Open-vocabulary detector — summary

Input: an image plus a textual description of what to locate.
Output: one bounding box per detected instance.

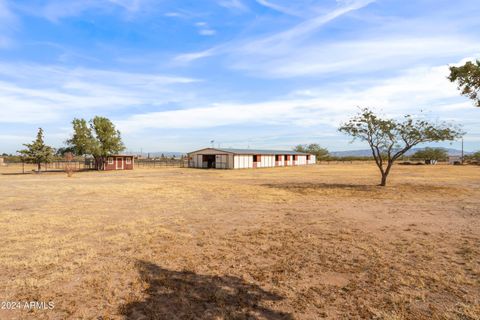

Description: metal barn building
[187,148,316,169]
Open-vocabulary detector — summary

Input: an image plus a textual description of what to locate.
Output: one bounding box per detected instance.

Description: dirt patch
[263,182,469,200]
[0,164,478,319]
[317,272,351,287]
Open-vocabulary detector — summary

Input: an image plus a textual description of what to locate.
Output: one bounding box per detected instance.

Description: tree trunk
[379,162,393,187]
[380,173,388,186]
[37,162,41,173]
[94,156,103,170]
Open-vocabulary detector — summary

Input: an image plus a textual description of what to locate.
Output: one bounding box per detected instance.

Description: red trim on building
[104,155,135,171]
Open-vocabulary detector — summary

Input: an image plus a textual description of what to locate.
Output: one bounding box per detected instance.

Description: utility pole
[461,138,464,164]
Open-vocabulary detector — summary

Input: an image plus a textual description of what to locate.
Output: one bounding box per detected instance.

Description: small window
[306,155,310,161]
[253,155,258,162]
[275,155,280,161]
[284,155,288,161]
[126,157,132,164]
[292,155,297,161]
[108,157,114,164]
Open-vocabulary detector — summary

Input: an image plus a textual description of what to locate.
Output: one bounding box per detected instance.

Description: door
[116,157,124,170]
[202,155,216,168]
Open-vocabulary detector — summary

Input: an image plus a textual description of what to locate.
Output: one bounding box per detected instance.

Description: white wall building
[187,148,316,169]
[448,155,462,165]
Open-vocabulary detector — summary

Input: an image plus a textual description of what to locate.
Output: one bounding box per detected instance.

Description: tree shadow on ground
[263,182,376,192]
[1,172,33,175]
[1,169,93,175]
[120,260,293,320]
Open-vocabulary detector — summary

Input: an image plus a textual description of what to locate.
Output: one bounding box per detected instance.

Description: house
[187,148,316,169]
[104,155,135,170]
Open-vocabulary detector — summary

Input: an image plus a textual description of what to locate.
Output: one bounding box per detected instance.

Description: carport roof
[188,148,309,155]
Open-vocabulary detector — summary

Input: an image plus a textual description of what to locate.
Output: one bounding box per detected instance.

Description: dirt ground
[0,164,479,319]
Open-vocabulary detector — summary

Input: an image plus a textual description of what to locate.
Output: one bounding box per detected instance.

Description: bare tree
[64,152,76,177]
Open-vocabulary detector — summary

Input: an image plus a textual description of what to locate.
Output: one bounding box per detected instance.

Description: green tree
[68,118,97,157]
[18,128,55,172]
[469,151,480,161]
[293,143,329,160]
[448,60,480,107]
[67,116,125,170]
[56,146,75,157]
[412,147,448,162]
[339,108,463,186]
[91,116,125,166]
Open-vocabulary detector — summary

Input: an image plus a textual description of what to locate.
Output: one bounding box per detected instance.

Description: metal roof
[188,148,309,155]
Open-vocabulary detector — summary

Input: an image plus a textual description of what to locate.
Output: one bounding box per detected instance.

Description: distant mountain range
[137,151,184,158]
[330,148,472,157]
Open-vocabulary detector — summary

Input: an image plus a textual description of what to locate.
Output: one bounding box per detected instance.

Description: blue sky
[0,0,479,153]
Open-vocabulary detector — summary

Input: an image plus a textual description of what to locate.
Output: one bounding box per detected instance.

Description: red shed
[104,155,135,171]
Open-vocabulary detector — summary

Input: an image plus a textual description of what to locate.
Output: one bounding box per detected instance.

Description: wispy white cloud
[40,1,97,21]
[162,8,205,20]
[247,0,374,47]
[199,29,217,36]
[230,36,480,77]
[0,36,10,48]
[0,0,17,25]
[216,0,249,12]
[255,0,304,17]
[0,63,199,124]
[117,64,475,133]
[195,21,217,36]
[18,0,151,22]
[0,134,32,142]
[0,0,18,47]
[174,0,480,81]
[1,0,479,153]
[0,62,198,86]
[256,0,370,18]
[164,12,183,18]
[174,0,375,65]
[1,61,477,152]
[5,61,468,131]
[107,0,145,12]
[174,47,220,64]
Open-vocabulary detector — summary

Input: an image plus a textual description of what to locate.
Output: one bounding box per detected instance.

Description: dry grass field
[0,164,479,319]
